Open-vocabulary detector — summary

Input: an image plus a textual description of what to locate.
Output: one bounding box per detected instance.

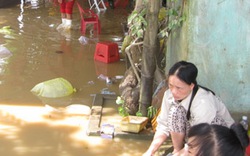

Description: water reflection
[0,1,154,156]
[0,46,12,80]
[17,0,24,32]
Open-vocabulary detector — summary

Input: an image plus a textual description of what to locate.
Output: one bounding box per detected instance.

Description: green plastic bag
[31,78,76,98]
[0,26,13,35]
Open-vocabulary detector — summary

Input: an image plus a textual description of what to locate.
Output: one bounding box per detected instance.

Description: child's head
[187,123,249,156]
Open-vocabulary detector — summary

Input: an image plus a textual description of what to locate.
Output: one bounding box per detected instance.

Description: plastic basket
[120,116,148,133]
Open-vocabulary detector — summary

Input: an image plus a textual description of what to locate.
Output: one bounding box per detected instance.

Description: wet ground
[0,1,158,156]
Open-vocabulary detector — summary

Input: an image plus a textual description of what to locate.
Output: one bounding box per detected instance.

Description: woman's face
[168,75,194,101]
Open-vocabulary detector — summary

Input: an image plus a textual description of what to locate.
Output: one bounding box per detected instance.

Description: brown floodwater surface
[0,1,155,156]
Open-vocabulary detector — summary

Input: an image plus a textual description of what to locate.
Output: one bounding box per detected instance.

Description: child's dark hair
[188,123,249,156]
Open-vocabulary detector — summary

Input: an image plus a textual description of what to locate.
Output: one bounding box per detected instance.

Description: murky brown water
[0,1,154,156]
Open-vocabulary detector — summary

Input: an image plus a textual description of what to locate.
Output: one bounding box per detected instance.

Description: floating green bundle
[31,78,76,98]
[0,26,13,35]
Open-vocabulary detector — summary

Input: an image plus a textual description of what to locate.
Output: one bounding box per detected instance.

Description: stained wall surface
[165,0,250,113]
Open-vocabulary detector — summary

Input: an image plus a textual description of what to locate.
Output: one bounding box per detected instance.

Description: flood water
[0,1,155,156]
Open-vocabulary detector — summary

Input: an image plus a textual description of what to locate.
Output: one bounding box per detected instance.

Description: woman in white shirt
[143,61,235,156]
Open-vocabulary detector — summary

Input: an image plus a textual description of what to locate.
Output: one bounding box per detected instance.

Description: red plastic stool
[94,42,120,63]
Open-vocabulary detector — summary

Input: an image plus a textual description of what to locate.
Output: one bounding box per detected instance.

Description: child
[57,0,76,31]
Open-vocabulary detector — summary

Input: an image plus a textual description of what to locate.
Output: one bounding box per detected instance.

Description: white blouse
[156,87,235,136]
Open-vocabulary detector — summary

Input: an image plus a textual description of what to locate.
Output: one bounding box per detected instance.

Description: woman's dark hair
[187,123,249,156]
[168,61,198,85]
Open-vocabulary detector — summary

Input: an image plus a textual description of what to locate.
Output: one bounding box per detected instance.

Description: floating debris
[0,46,12,59]
[100,124,115,139]
[97,74,107,80]
[4,35,15,39]
[0,26,14,35]
[106,77,112,85]
[31,77,76,98]
[88,81,95,85]
[98,74,121,85]
[101,88,116,95]
[55,50,63,54]
[49,24,54,28]
[78,36,89,45]
[115,75,124,80]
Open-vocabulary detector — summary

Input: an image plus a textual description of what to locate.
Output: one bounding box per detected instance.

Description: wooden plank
[86,94,154,139]
[86,94,103,136]
[102,94,117,100]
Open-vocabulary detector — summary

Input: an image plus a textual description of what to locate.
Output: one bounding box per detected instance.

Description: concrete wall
[165,0,250,113]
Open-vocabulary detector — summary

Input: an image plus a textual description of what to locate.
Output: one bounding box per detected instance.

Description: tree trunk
[139,0,160,116]
[134,0,144,11]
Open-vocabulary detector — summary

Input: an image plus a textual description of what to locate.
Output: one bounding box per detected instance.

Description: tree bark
[140,0,160,116]
[134,0,144,11]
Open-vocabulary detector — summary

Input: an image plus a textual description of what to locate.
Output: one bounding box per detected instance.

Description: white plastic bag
[0,46,12,59]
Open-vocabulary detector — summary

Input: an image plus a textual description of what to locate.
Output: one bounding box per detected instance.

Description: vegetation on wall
[118,0,186,118]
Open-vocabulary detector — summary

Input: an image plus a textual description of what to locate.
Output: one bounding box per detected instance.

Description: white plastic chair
[88,0,107,12]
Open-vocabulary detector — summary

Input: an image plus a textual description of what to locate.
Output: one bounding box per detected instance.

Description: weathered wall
[165,0,250,113]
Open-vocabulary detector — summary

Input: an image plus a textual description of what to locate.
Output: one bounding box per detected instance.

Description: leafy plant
[158,6,186,39]
[116,96,145,117]
[121,0,186,118]
[116,96,157,119]
[136,111,142,117]
[147,106,157,119]
[116,96,129,117]
[127,8,147,39]
[136,106,157,119]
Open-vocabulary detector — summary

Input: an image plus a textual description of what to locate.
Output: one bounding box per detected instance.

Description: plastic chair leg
[93,23,100,34]
[81,23,87,34]
[98,22,101,34]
